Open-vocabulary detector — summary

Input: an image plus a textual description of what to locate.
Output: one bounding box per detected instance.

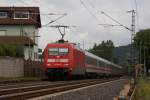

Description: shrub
[0,44,24,57]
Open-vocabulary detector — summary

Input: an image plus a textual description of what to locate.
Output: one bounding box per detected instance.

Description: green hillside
[113,44,139,66]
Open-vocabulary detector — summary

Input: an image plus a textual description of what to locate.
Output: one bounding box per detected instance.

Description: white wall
[0,57,24,77]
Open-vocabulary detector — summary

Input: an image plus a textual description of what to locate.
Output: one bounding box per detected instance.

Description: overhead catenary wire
[84,0,123,28]
[42,14,67,27]
[30,0,68,26]
[100,11,132,31]
[19,0,59,14]
[31,0,60,13]
[84,0,135,30]
[86,0,97,11]
[9,11,67,16]
[16,0,67,27]
[98,24,122,27]
[80,0,115,30]
[31,0,75,33]
[18,0,60,18]
[85,0,107,24]
[28,13,67,16]
[79,0,101,22]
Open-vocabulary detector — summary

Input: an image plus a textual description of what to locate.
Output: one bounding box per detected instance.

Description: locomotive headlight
[47,59,55,62]
[47,63,51,66]
[60,59,68,62]
[64,64,69,66]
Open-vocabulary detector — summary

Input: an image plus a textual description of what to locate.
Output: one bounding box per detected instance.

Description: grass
[133,77,150,100]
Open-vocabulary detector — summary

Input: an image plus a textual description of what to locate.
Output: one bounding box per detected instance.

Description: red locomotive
[43,42,123,79]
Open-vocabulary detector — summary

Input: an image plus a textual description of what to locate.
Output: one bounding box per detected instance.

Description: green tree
[4,44,17,57]
[89,40,114,61]
[134,29,150,76]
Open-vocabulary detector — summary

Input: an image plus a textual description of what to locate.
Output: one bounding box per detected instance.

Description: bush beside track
[132,77,150,100]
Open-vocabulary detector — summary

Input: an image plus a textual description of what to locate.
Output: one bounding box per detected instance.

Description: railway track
[0,81,64,89]
[0,78,121,100]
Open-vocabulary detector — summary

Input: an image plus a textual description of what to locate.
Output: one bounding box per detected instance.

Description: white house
[0,7,41,60]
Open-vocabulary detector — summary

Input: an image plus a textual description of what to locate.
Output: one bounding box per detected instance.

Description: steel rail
[0,79,100,96]
[0,81,53,89]
[0,78,120,100]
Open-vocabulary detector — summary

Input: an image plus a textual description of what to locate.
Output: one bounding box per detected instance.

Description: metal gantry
[127,10,136,66]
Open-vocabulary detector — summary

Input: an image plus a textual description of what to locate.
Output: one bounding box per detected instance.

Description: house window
[0,30,6,36]
[14,11,29,19]
[0,12,7,18]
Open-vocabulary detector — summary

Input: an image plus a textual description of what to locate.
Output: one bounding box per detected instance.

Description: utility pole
[127,10,136,66]
[127,10,138,83]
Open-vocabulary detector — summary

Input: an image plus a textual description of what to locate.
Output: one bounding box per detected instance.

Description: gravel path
[31,79,129,100]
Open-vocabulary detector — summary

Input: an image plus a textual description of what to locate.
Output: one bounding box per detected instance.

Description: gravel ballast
[30,79,129,100]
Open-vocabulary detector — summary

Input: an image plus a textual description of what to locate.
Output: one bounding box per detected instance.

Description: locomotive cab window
[48,48,68,55]
[59,48,68,55]
[48,48,58,55]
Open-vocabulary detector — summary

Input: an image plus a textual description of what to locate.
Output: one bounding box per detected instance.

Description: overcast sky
[0,0,150,49]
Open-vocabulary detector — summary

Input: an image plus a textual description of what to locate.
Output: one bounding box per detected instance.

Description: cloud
[0,0,150,49]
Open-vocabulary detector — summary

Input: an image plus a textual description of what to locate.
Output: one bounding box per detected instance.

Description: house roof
[0,7,41,27]
[0,36,36,45]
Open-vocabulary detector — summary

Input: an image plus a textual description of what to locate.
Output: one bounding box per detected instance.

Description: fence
[24,60,45,77]
[0,57,45,77]
[0,57,24,77]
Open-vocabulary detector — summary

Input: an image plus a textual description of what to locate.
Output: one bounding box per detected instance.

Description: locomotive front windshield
[48,48,68,55]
